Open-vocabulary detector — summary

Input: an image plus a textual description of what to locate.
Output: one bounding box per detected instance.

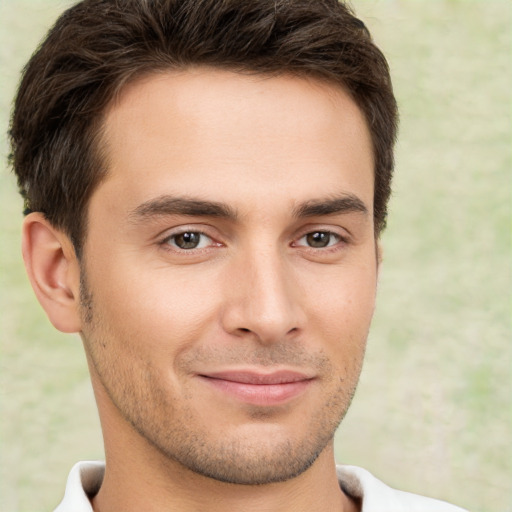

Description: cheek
[303,261,377,325]
[301,262,376,362]
[87,260,221,357]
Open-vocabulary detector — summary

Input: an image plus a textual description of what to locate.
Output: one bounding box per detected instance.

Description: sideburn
[79,266,94,325]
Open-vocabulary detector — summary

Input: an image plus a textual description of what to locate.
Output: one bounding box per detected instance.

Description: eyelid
[293,231,342,248]
[157,223,216,239]
[165,232,213,249]
[158,224,223,252]
[292,224,351,243]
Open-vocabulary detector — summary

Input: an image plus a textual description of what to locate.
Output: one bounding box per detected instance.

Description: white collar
[54,461,467,512]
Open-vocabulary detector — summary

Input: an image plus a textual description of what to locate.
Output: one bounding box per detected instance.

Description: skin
[22,68,378,512]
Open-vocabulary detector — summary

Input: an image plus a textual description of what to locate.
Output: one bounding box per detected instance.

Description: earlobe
[377,242,383,266]
[22,213,82,333]
[375,241,383,282]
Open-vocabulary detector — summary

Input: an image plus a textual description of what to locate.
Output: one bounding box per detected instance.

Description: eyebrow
[129,196,238,222]
[129,193,368,224]
[293,194,368,218]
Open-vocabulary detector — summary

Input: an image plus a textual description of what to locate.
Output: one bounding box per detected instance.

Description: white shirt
[54,461,468,512]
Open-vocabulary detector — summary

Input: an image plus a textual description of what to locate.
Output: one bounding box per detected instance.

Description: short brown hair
[9,0,398,256]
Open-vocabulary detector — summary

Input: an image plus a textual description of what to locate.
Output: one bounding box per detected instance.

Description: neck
[89,367,359,512]
[92,441,358,512]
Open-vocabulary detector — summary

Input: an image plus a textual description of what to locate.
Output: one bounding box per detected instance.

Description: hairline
[76,64,380,259]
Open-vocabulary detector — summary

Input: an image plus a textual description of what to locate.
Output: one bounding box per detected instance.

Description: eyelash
[160,229,218,252]
[293,231,346,250]
[158,228,349,254]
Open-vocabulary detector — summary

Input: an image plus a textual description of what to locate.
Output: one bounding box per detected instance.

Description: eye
[296,231,342,248]
[164,231,213,250]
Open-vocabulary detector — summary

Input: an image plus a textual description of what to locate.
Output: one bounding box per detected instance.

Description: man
[9,0,468,510]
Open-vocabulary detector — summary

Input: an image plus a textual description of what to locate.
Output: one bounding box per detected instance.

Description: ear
[375,240,383,279]
[376,241,383,266]
[22,213,82,333]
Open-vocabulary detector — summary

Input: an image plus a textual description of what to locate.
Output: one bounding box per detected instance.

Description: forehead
[96,68,374,217]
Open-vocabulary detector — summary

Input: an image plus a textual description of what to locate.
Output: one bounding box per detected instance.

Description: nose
[221,247,305,344]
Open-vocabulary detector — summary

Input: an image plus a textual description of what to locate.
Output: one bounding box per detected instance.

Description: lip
[197,370,315,406]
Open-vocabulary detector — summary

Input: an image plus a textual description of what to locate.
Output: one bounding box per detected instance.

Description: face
[80,68,377,484]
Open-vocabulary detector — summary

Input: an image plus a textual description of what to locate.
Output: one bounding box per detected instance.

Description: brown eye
[305,231,335,248]
[168,232,209,250]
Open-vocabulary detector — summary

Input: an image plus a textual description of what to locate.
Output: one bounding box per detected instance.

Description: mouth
[197,370,315,406]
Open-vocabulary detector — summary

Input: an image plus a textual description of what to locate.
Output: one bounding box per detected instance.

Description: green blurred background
[1,1,510,511]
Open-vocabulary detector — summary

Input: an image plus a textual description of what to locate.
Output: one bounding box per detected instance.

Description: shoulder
[336,465,469,512]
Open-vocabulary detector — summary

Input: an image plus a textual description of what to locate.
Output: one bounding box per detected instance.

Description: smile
[197,370,315,406]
